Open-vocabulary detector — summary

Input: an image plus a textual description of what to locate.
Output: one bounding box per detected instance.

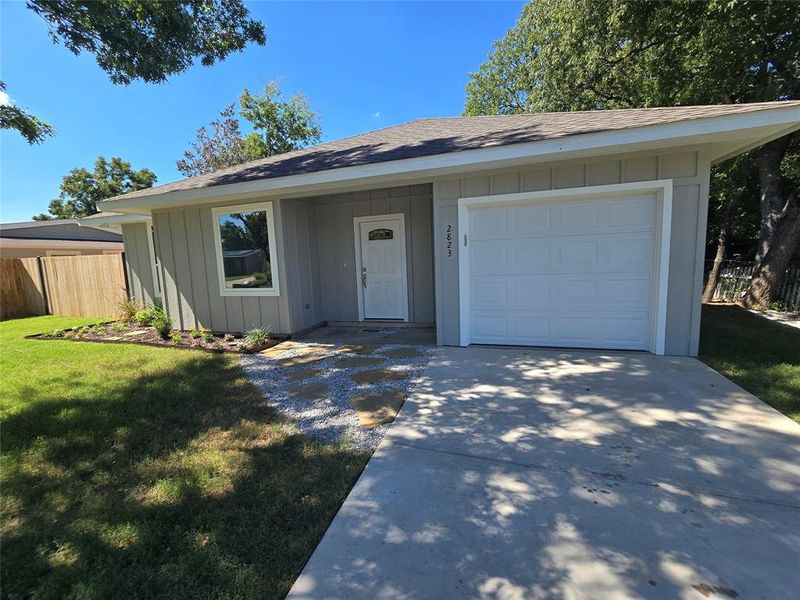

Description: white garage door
[466,194,657,350]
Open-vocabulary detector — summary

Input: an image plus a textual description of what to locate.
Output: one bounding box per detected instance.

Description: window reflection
[217,210,272,289]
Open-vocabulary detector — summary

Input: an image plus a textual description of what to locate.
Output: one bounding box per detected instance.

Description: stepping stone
[337,343,381,355]
[286,382,329,402]
[350,369,408,385]
[349,390,407,428]
[380,347,424,359]
[285,367,322,381]
[335,356,385,368]
[122,329,149,337]
[275,353,329,368]
[260,341,328,358]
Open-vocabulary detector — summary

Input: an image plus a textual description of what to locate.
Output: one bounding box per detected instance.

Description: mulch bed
[28,321,287,354]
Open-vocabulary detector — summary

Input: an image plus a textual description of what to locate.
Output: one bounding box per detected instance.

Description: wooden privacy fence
[710,260,800,311]
[0,254,128,319]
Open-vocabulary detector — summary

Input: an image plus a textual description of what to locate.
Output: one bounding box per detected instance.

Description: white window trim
[457,179,673,355]
[353,213,410,322]
[211,201,280,297]
[144,219,163,298]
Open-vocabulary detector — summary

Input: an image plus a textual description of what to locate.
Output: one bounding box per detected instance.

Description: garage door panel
[470,208,507,240]
[510,241,549,274]
[600,317,649,344]
[471,241,507,274]
[468,193,656,351]
[597,236,653,269]
[512,205,551,236]
[602,196,653,229]
[557,202,599,230]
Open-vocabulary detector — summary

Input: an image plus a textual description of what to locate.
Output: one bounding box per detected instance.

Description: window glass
[368,228,393,241]
[216,209,273,289]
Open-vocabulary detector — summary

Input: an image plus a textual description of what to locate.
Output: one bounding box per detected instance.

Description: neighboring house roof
[223,249,262,258]
[0,219,122,242]
[100,101,800,211]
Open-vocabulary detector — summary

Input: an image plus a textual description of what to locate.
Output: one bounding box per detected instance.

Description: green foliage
[48,329,65,337]
[133,305,162,327]
[200,328,214,343]
[465,0,800,115]
[32,156,157,220]
[169,331,183,345]
[118,297,142,322]
[177,81,321,177]
[239,82,322,158]
[27,0,265,86]
[111,322,129,332]
[189,329,200,339]
[151,311,173,339]
[244,326,272,348]
[0,81,54,144]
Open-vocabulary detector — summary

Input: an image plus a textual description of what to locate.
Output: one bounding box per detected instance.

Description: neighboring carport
[288,347,800,599]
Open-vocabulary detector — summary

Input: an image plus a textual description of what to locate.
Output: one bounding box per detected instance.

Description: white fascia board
[101,104,800,213]
[78,213,151,226]
[0,238,123,250]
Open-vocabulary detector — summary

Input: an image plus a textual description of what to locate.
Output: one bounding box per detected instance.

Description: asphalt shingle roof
[107,102,798,202]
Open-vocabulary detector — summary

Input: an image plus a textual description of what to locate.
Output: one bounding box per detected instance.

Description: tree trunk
[740,203,800,309]
[702,196,736,303]
[741,135,799,309]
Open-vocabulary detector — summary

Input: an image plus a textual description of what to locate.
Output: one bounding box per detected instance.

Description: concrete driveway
[288,347,800,600]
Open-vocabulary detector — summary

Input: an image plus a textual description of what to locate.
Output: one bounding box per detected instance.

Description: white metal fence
[709,260,800,311]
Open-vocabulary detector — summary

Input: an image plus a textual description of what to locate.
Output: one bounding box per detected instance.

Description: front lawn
[0,316,367,600]
[700,304,800,423]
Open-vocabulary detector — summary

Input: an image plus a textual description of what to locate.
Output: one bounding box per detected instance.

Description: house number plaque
[446,224,454,257]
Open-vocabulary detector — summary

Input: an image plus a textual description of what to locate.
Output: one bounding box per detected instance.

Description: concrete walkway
[288,347,800,600]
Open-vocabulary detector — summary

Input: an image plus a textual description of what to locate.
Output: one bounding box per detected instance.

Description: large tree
[465,0,800,309]
[33,156,157,220]
[5,0,265,144]
[177,82,322,176]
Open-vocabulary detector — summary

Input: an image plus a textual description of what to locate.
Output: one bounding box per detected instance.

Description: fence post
[121,251,131,299]
[36,256,51,315]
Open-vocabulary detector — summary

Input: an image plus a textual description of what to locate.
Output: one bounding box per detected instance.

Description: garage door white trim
[457,180,673,354]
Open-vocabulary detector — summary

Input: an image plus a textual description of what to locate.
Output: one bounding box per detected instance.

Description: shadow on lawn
[1,353,368,600]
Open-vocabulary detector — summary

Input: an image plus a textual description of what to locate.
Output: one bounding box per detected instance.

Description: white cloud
[372,111,381,118]
[0,90,10,106]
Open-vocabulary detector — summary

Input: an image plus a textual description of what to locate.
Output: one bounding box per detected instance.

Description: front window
[212,202,279,296]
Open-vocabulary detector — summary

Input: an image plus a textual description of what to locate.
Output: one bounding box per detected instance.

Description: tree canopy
[0,82,55,144]
[33,156,157,220]
[465,0,800,308]
[6,0,265,144]
[177,82,322,177]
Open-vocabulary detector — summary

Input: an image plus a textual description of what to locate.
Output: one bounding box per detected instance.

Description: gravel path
[241,343,432,452]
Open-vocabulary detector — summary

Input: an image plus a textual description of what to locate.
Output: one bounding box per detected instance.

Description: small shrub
[49,329,65,337]
[189,329,200,339]
[133,304,165,327]
[169,331,183,345]
[111,322,128,332]
[151,311,173,339]
[201,328,214,343]
[118,297,141,321]
[244,326,271,348]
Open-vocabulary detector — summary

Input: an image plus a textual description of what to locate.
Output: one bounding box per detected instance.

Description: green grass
[700,304,800,423]
[0,316,368,600]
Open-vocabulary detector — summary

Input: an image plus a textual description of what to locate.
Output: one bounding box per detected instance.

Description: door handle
[362,267,367,288]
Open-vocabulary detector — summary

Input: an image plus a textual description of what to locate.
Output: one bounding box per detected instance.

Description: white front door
[356,215,408,320]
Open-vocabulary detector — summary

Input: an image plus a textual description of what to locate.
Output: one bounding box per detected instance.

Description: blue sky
[0,1,524,222]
